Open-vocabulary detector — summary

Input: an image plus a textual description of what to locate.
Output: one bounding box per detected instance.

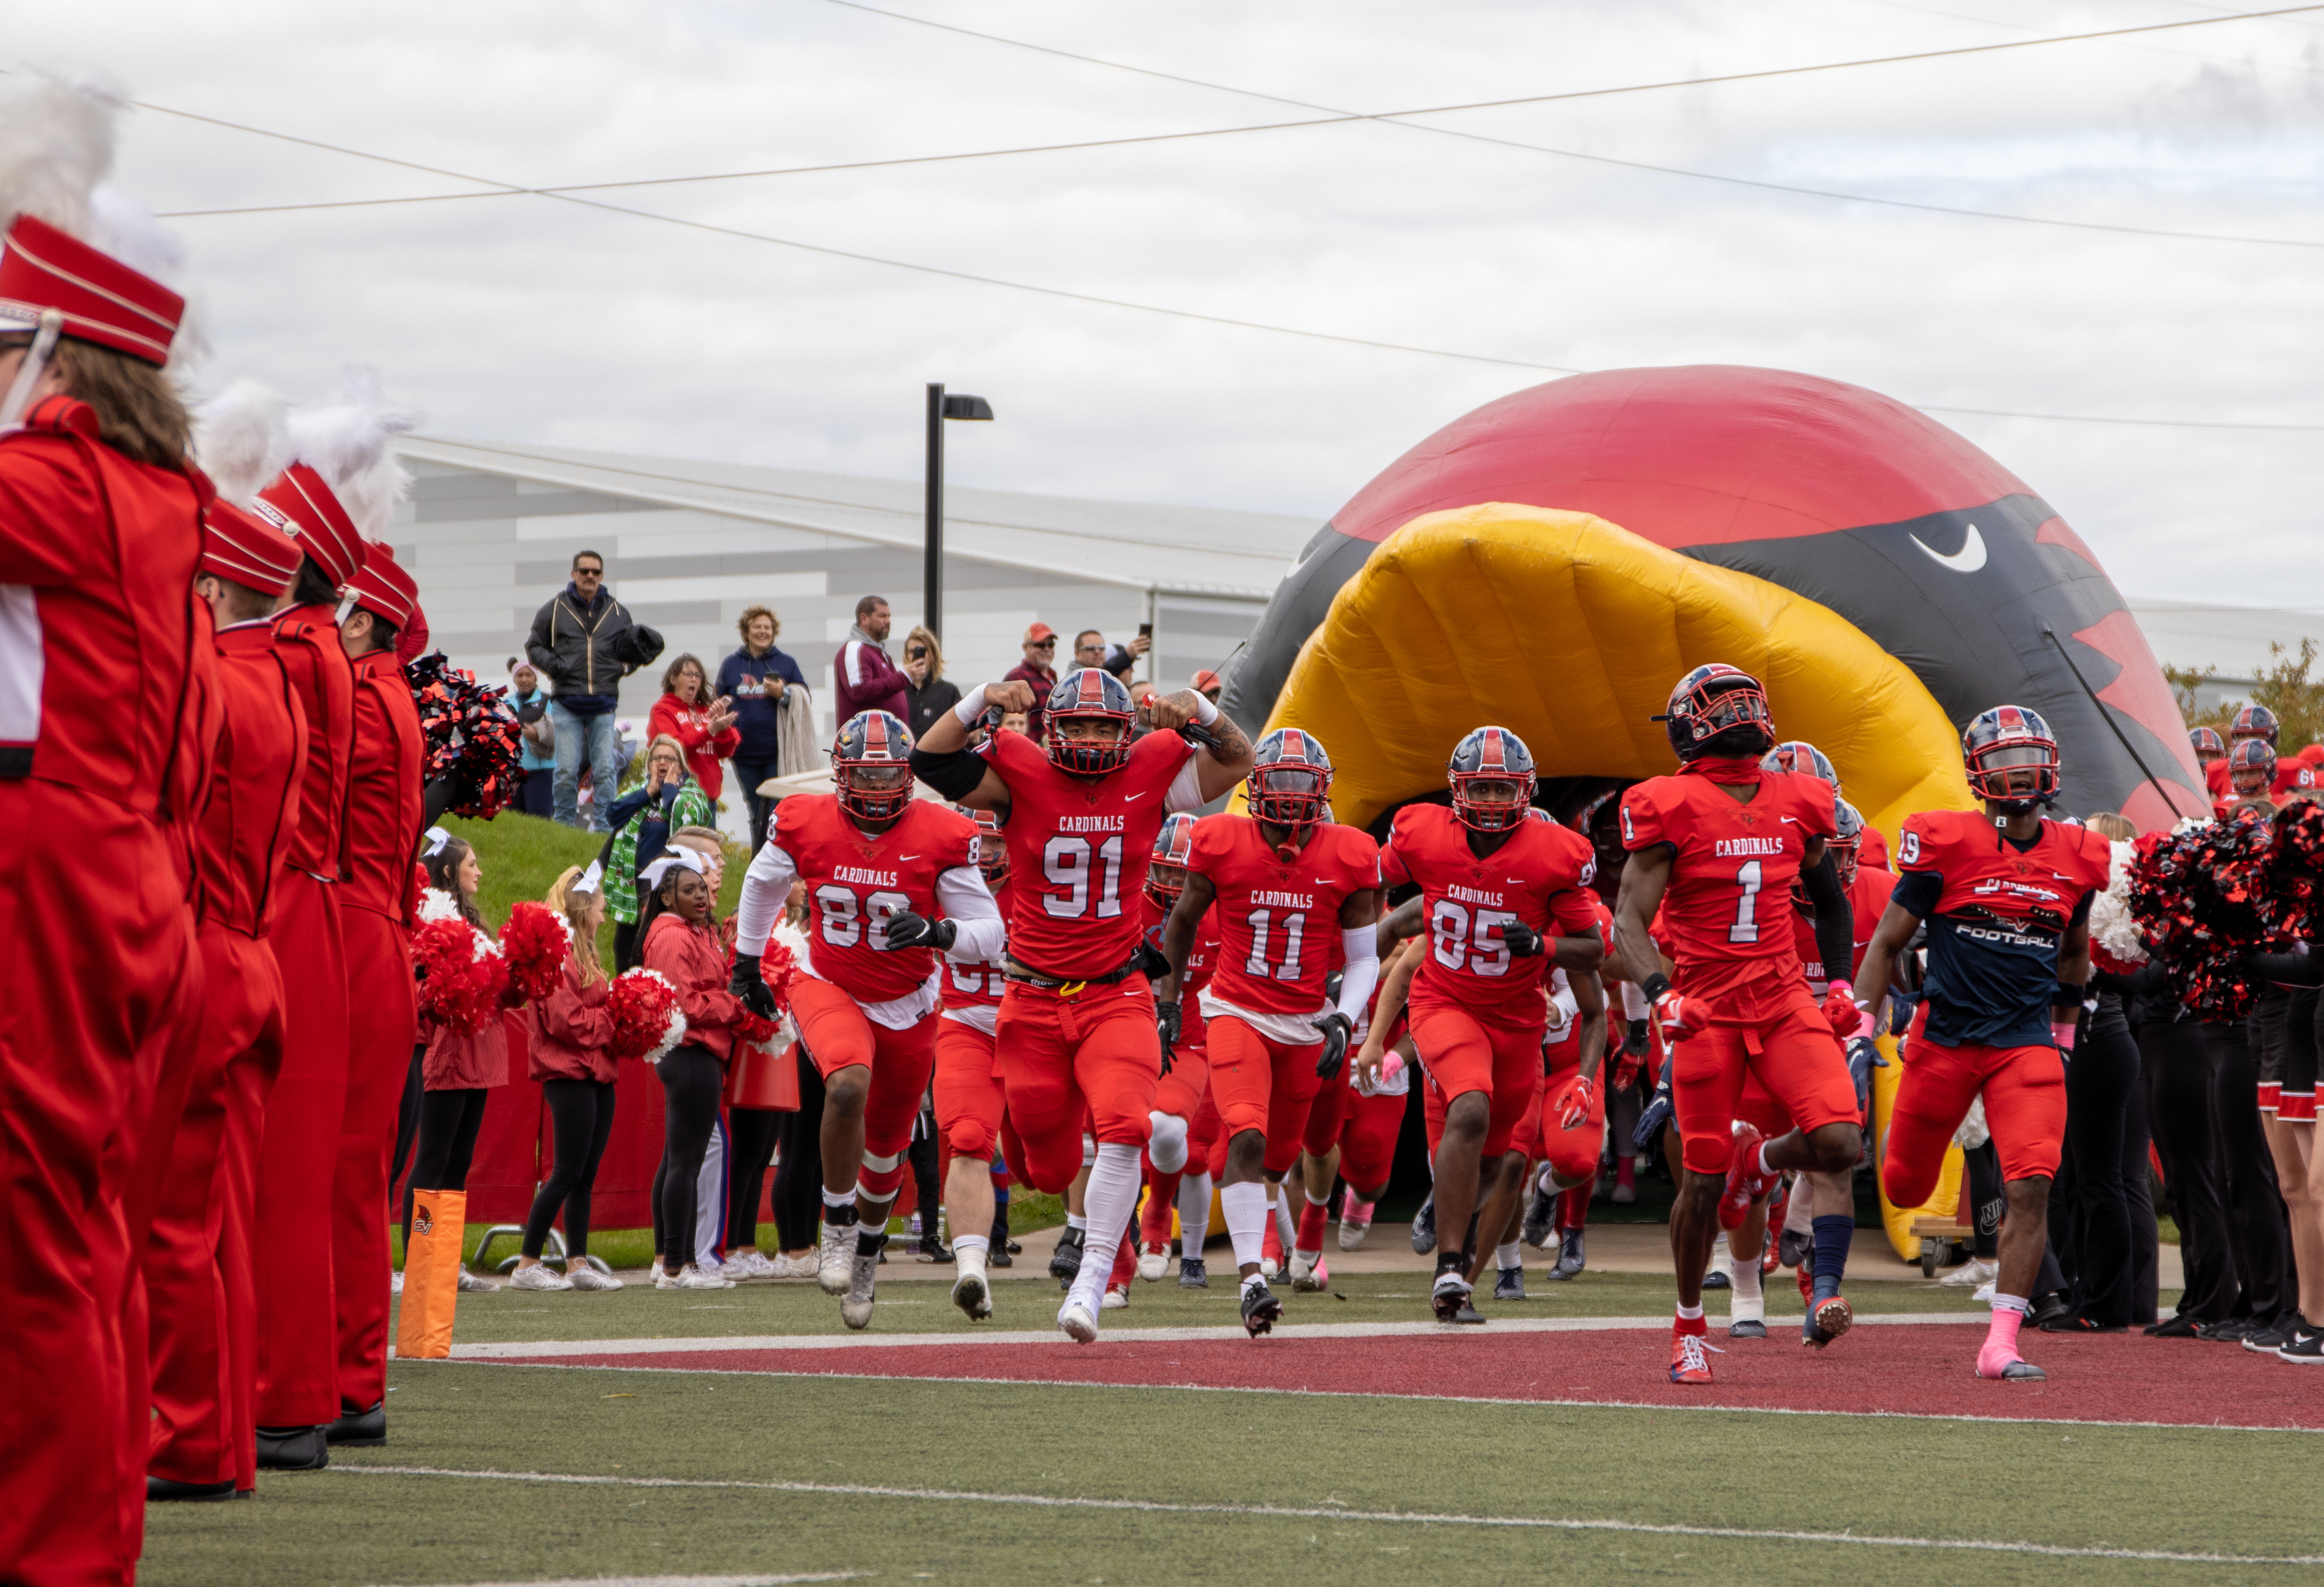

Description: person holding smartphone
[901,625,962,743]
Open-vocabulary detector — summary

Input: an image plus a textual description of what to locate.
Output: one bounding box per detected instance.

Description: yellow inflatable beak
[1263,504,1979,842]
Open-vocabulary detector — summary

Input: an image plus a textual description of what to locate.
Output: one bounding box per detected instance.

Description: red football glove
[1612,1051,1643,1092]
[1550,1074,1597,1131]
[1821,985,1870,1039]
[1653,990,1710,1043]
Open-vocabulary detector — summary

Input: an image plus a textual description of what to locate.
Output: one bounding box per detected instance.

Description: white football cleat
[1058,1296,1100,1343]
[1288,1247,1325,1291]
[817,1222,853,1294]
[841,1248,879,1330]
[1136,1243,1169,1283]
[1337,1199,1375,1252]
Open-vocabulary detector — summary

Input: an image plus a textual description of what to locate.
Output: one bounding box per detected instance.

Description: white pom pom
[417,888,463,925]
[193,380,291,505]
[2089,838,2149,965]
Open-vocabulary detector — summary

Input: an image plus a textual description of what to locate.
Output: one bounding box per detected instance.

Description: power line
[150,3,2324,250]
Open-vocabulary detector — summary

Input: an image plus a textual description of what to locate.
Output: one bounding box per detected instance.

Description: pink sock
[1296,1194,1328,1254]
[1977,1307,2025,1378]
[1615,1156,1635,1188]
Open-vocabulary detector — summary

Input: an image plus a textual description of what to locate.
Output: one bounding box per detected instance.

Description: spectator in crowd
[602,735,715,972]
[1191,668,1224,705]
[834,594,908,725]
[506,659,556,818]
[718,605,808,854]
[901,625,961,743]
[526,549,663,832]
[647,653,741,803]
[1073,627,1149,683]
[999,709,1031,739]
[1003,622,1059,739]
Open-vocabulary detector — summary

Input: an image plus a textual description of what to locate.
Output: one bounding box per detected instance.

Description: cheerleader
[639,849,750,1288]
[404,834,523,1292]
[510,863,625,1292]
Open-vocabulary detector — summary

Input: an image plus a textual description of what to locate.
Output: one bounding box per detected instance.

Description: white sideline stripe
[331,1466,2324,1566]
[387,1576,862,1587]
[453,1359,2324,1435]
[443,1311,1980,1358]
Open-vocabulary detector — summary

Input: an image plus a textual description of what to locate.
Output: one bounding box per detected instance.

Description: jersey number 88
[816,883,911,949]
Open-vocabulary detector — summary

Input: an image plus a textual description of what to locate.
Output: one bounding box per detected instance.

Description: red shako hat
[0,213,183,365]
[345,540,419,628]
[254,462,365,587]
[199,500,300,594]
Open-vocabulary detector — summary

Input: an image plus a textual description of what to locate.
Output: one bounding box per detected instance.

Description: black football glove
[1135,942,1173,982]
[728,953,777,1020]
[1633,1076,1674,1153]
[1501,920,1545,959]
[883,911,956,952]
[1314,1012,1355,1080]
[1623,1017,1650,1057]
[1155,999,1182,1075]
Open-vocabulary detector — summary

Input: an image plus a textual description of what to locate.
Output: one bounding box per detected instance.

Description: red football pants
[934,1013,1005,1165]
[148,926,284,1488]
[333,904,414,1417]
[792,976,939,1201]
[1671,988,1857,1175]
[253,870,348,1428]
[0,784,202,1587]
[1410,997,1546,1158]
[1534,1032,1606,1189]
[1206,1015,1324,1176]
[1154,1034,1212,1126]
[994,976,1161,1194]
[1885,1010,2064,1205]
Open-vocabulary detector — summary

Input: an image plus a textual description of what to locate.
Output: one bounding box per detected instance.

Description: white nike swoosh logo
[1124,793,1146,802]
[1779,817,1799,825]
[1908,523,1986,573]
[899,855,921,861]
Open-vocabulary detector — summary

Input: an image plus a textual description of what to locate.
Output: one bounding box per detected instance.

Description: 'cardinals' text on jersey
[1191,814,1379,1018]
[1620,767,1837,1015]
[1379,803,1598,1027]
[979,726,1199,978]
[1894,812,2111,1049]
[774,795,982,1003]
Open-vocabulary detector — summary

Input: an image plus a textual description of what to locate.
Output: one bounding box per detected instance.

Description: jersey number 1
[1727,859,1763,944]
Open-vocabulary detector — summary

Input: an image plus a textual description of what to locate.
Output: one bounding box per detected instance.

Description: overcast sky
[24,0,2324,606]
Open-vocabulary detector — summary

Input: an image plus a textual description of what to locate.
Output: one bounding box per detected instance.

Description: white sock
[1270,1188,1296,1250]
[1676,1302,1705,1324]
[1221,1181,1270,1270]
[1732,1289,1765,1324]
[1178,1172,1212,1257]
[821,1186,854,1212]
[953,1236,988,1276]
[1535,1162,1555,1196]
[1494,1240,1521,1270]
[1066,1213,1087,1233]
[1731,1247,1763,1305]
[1068,1142,1142,1310]
[1710,1231,1731,1273]
[1147,1111,1189,1174]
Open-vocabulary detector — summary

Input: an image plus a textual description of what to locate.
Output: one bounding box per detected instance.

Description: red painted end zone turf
[503,1329,2324,1429]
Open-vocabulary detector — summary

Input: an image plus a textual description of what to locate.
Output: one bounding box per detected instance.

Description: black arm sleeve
[910,745,989,801]
[2251,948,2324,987]
[1802,849,1855,990]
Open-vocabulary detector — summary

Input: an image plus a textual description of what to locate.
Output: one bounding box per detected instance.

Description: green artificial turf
[441,809,748,947]
[141,1364,2316,1587]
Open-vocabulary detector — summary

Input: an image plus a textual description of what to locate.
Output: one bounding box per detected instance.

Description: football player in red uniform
[1136,814,1225,1286]
[1369,728,1606,1323]
[930,807,1015,1320]
[1154,730,1381,1335]
[1613,666,1863,1384]
[1850,706,2110,1381]
[909,668,1253,1341]
[731,711,1004,1331]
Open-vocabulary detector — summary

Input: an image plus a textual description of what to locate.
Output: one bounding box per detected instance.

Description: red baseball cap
[1024,622,1056,643]
[1191,669,1222,695]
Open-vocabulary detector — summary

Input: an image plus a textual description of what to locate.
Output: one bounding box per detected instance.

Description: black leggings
[726,1107,783,1251]
[402,1086,491,1244]
[523,1079,617,1259]
[387,1043,426,1196]
[656,1046,725,1268]
[772,1044,829,1251]
[2146,1018,2237,1322]
[1962,1138,2003,1260]
[2205,1021,2295,1325]
[2063,1018,2142,1326]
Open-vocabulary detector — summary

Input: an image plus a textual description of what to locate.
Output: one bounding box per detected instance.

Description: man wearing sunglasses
[1003,623,1061,741]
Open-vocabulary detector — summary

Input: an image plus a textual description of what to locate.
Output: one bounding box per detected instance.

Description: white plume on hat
[193,379,292,506]
[0,70,202,362]
[284,368,425,540]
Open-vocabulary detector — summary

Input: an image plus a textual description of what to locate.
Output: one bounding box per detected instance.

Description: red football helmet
[832,710,914,823]
[1146,811,1198,907]
[1448,725,1537,832]
[1044,667,1137,775]
[1247,728,1333,831]
[2232,703,2280,746]
[1963,705,2059,809]
[2229,736,2277,794]
[2190,725,2227,762]
[1829,799,1865,889]
[967,807,1008,885]
[1659,664,1775,762]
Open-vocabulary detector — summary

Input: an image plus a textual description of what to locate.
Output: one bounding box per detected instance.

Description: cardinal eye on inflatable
[1221,365,2208,843]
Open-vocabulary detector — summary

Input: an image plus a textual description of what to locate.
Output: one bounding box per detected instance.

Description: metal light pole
[923,382,993,641]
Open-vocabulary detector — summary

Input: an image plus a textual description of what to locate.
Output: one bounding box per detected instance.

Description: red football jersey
[1895,811,2113,926]
[1142,891,1221,1047]
[1620,768,1837,1010]
[1191,814,1380,1017]
[1379,803,1599,1025]
[942,878,1012,1013]
[980,725,1197,978]
[774,794,982,1003]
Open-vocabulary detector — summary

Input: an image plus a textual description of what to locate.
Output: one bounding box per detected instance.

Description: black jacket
[525,584,663,713]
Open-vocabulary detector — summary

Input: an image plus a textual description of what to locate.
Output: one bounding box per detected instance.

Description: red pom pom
[608,968,687,1063]
[499,901,569,1002]
[759,937,798,1012]
[412,915,510,1036]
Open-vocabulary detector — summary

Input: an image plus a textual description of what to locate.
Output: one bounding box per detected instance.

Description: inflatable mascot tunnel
[1222,364,2210,847]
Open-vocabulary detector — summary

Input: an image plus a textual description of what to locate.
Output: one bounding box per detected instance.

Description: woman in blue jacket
[715,604,807,854]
